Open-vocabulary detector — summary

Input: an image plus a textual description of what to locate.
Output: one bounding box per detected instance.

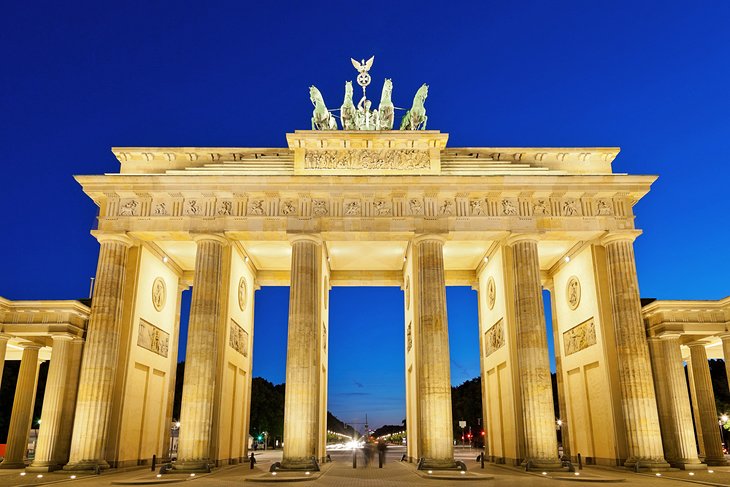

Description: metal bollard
[379,451,384,468]
[151,454,156,471]
[481,452,485,469]
[577,453,583,470]
[352,450,357,468]
[250,452,256,469]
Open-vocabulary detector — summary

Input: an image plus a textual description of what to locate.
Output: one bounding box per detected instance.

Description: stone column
[0,343,42,469]
[28,335,76,472]
[547,281,571,460]
[413,235,455,469]
[0,334,10,391]
[688,342,727,465]
[175,235,228,471]
[65,234,133,471]
[282,235,322,470]
[508,236,560,468]
[602,233,668,469]
[721,335,730,397]
[647,335,703,469]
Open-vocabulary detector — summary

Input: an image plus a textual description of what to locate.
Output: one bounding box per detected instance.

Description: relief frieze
[485,319,504,357]
[229,319,249,357]
[563,318,597,356]
[137,319,170,358]
[304,149,430,170]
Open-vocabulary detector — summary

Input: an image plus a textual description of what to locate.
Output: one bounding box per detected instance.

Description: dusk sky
[1,1,729,428]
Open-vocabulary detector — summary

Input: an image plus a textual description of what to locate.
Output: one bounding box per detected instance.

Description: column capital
[288,233,322,245]
[19,341,42,351]
[505,232,541,246]
[719,333,730,342]
[92,232,134,247]
[0,333,11,342]
[653,332,683,341]
[49,333,75,343]
[686,340,710,350]
[600,230,642,246]
[191,233,229,246]
[412,233,446,245]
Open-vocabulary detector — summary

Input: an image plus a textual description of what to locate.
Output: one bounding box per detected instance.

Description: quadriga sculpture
[340,81,357,130]
[376,78,394,130]
[400,83,428,130]
[309,86,337,131]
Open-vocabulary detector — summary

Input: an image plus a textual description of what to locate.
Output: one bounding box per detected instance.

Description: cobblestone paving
[3,449,730,486]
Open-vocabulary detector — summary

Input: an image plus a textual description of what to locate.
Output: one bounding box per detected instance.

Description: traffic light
[257,435,263,441]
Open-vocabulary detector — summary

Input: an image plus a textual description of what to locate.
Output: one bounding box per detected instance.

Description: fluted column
[721,335,730,398]
[282,235,322,470]
[688,342,727,465]
[0,343,42,468]
[547,281,570,460]
[0,334,9,391]
[509,236,560,468]
[28,335,76,472]
[175,234,228,471]
[65,234,133,471]
[647,335,703,469]
[602,233,668,469]
[413,235,455,469]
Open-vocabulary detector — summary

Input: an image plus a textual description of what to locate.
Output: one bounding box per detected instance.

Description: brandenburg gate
[2,61,728,474]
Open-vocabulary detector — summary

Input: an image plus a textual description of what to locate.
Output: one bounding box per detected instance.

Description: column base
[671,461,707,470]
[0,460,27,469]
[26,461,62,472]
[417,458,460,470]
[170,460,212,473]
[63,459,110,471]
[623,457,671,471]
[522,458,563,471]
[278,457,320,471]
[703,457,728,467]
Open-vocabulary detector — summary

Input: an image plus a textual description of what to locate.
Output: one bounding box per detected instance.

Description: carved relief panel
[229,319,249,357]
[563,318,596,356]
[137,319,170,358]
[484,319,504,357]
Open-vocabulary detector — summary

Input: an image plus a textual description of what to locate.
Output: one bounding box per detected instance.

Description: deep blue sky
[1,1,729,428]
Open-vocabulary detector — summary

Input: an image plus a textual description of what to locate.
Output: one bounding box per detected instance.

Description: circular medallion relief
[152,277,166,312]
[405,276,411,310]
[238,277,248,311]
[487,277,496,310]
[566,276,581,310]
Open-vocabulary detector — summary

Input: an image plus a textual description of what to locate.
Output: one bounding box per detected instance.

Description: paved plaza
[2,448,730,487]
